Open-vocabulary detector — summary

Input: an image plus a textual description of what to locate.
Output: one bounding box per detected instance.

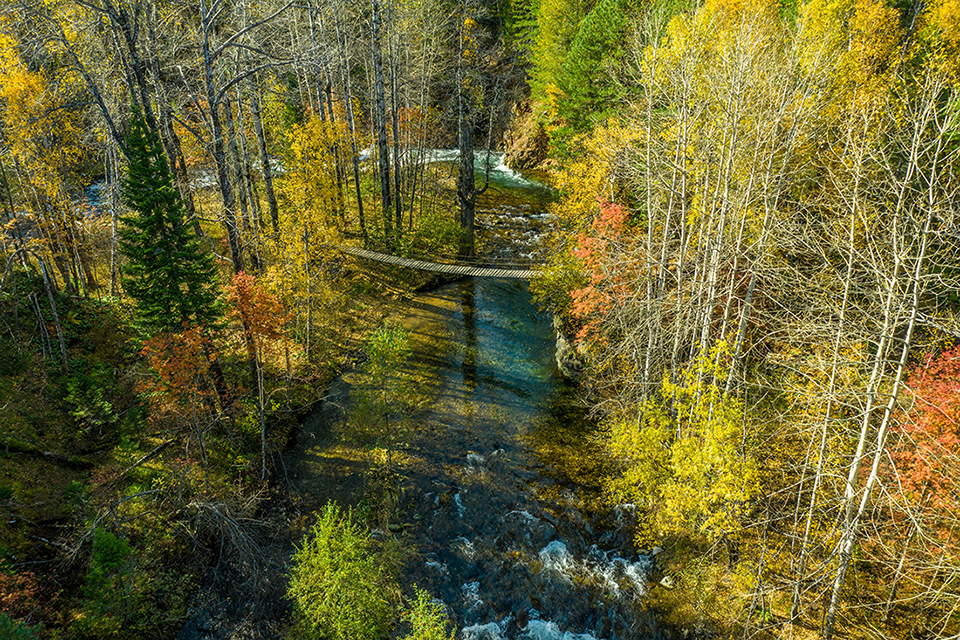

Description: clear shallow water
[290,160,663,639]
[393,277,661,639]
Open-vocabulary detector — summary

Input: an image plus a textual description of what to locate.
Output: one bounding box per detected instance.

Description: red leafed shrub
[0,565,39,618]
[139,325,223,429]
[569,200,631,343]
[890,345,960,534]
[225,272,287,346]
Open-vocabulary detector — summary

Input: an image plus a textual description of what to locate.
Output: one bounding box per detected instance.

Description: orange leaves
[876,345,960,568]
[136,273,286,431]
[226,270,288,388]
[225,271,287,347]
[141,327,213,397]
[569,200,632,342]
[140,327,214,407]
[138,325,223,429]
[0,562,39,620]
[396,106,438,143]
[891,346,960,513]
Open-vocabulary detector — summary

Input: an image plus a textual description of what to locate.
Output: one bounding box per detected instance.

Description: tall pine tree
[555,0,629,134]
[120,111,220,333]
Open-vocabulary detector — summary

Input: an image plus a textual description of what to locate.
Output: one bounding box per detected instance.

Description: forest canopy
[0,0,958,637]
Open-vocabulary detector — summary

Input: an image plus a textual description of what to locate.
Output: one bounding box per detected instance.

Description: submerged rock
[554,316,585,381]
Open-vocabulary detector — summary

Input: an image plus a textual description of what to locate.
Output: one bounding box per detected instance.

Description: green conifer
[119,111,220,333]
[555,0,629,133]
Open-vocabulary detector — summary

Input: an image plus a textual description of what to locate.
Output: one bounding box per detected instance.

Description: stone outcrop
[502,99,549,171]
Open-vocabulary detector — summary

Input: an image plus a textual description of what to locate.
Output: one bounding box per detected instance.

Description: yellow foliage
[261,77,291,141]
[552,121,642,227]
[921,0,960,80]
[278,114,345,236]
[658,0,779,77]
[799,0,901,94]
[0,29,85,260]
[927,0,960,50]
[605,341,760,545]
[851,0,899,63]
[704,0,776,15]
[0,34,83,195]
[260,116,347,362]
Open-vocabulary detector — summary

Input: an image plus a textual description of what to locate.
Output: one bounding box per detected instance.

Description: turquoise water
[394,276,661,639]
[291,158,662,639]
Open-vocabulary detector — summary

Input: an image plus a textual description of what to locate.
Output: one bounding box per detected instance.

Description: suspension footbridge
[339,246,542,280]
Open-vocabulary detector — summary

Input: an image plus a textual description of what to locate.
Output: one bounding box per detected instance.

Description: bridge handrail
[335,245,542,280]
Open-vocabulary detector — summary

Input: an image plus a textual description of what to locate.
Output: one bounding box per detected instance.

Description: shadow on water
[389,278,663,640]
[289,159,665,640]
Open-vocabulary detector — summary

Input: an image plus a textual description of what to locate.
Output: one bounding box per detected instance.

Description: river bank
[201,275,666,640]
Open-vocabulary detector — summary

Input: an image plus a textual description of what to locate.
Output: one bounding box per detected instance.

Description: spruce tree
[119,111,220,333]
[555,0,629,134]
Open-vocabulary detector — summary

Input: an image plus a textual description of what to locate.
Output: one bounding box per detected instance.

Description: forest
[0,0,958,637]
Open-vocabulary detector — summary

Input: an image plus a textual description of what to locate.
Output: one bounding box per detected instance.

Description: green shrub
[64,362,119,442]
[287,502,397,640]
[72,528,132,638]
[401,588,454,640]
[0,613,40,640]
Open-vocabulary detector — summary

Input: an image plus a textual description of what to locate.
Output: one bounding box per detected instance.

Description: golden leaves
[0,32,83,205]
[921,0,960,80]
[605,342,760,544]
[278,114,345,239]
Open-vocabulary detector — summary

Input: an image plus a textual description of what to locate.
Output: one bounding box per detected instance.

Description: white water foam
[462,621,506,640]
[538,540,575,580]
[478,152,522,180]
[462,581,483,612]
[537,541,652,598]
[524,619,599,640]
[420,148,461,164]
[454,492,466,517]
[505,509,537,524]
[411,148,547,189]
[456,536,476,560]
[466,452,487,475]
[425,560,449,575]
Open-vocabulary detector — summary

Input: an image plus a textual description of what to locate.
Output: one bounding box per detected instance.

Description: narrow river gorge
[291,158,666,640]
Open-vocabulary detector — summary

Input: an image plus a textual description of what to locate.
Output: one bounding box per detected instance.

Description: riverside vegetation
[0,0,958,637]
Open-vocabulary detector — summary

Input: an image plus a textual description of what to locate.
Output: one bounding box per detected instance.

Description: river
[293,156,665,640]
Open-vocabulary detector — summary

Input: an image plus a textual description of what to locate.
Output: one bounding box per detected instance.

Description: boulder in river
[554,316,585,381]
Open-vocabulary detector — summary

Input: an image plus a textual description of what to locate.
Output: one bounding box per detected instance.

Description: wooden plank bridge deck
[339,246,541,280]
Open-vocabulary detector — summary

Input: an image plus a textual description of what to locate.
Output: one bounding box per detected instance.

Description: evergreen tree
[555,0,629,134]
[120,111,220,332]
